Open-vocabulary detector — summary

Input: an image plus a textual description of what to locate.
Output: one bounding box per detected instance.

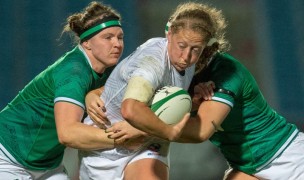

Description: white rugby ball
[150,86,192,124]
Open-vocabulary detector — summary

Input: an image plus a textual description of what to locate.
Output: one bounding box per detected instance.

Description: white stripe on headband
[207,38,218,46]
[165,21,171,34]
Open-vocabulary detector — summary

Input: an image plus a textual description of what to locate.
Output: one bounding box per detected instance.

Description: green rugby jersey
[191,53,298,174]
[0,46,112,170]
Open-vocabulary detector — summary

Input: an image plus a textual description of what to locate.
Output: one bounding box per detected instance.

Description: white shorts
[79,139,170,180]
[0,146,69,180]
[254,132,304,180]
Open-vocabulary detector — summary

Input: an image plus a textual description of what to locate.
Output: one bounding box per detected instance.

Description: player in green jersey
[0,1,127,179]
[178,8,304,180]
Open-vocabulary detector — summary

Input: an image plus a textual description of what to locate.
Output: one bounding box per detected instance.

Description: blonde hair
[168,2,230,74]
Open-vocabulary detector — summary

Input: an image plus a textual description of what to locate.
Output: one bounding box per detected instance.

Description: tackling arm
[55,102,114,150]
[177,100,230,143]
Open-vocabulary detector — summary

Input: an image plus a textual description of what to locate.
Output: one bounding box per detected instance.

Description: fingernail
[101,106,106,112]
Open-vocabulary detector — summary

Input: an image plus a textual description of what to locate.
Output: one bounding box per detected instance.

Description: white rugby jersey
[87,38,195,126]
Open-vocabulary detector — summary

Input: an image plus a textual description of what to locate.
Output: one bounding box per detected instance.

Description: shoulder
[53,47,89,75]
[122,38,168,67]
[48,47,92,91]
[142,37,166,46]
[212,53,240,69]
[205,53,250,83]
[138,38,167,54]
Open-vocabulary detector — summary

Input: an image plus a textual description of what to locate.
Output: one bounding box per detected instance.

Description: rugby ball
[150,86,192,124]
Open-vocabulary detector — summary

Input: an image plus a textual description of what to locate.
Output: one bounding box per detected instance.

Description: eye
[118,35,124,40]
[105,35,112,40]
[192,48,200,54]
[101,33,114,40]
[191,47,203,55]
[178,43,186,50]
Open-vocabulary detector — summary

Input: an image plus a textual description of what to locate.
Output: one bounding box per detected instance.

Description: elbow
[179,134,208,143]
[197,133,209,142]
[57,135,68,146]
[196,126,212,142]
[121,99,136,123]
[180,131,209,143]
[57,131,72,146]
[188,133,208,143]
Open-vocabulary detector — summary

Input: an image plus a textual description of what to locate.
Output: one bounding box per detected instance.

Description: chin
[108,60,119,66]
[175,66,186,72]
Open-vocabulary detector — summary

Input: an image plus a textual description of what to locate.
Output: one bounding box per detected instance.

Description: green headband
[165,22,171,34]
[80,20,121,41]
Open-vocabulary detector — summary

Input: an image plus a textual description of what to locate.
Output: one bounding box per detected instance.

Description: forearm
[58,123,114,150]
[121,100,172,141]
[128,109,171,140]
[177,100,229,143]
[55,102,113,151]
[176,116,207,143]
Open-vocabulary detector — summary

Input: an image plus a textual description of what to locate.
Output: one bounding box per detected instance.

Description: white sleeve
[123,76,154,104]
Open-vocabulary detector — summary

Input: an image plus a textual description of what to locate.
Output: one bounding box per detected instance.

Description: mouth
[178,63,188,69]
[175,64,188,71]
[111,52,122,57]
[112,51,121,55]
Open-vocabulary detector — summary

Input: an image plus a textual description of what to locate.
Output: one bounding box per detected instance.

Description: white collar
[78,44,93,68]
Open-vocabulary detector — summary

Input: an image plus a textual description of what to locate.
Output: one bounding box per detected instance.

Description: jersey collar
[78,44,93,68]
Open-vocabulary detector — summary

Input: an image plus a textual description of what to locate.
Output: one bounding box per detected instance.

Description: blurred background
[0,0,303,179]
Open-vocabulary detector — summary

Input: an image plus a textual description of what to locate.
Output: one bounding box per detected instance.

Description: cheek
[92,48,107,60]
[190,56,200,65]
[169,51,180,64]
[170,46,182,59]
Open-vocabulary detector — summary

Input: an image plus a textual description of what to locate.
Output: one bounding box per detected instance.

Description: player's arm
[121,76,189,141]
[224,169,259,180]
[177,100,230,143]
[54,101,115,150]
[177,82,231,143]
[106,120,148,146]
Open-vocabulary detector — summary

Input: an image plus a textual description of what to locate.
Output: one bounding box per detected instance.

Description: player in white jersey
[80,2,220,180]
[80,37,194,180]
[96,37,195,126]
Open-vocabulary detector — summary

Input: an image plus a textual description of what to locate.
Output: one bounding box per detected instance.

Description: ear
[167,30,172,43]
[82,41,91,50]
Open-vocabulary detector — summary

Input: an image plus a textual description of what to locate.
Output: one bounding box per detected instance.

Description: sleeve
[53,60,91,109]
[121,55,165,90]
[210,60,244,108]
[123,76,154,103]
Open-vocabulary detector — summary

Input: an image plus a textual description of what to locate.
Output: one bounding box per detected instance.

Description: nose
[181,48,191,63]
[113,37,123,48]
